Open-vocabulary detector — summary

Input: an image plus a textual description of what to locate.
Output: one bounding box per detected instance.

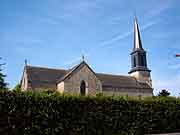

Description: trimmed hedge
[0,91,180,135]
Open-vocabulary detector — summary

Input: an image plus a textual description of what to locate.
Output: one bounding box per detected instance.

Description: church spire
[129,17,150,73]
[133,17,143,51]
[129,17,152,87]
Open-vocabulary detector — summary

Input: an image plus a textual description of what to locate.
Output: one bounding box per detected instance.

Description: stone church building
[20,18,153,96]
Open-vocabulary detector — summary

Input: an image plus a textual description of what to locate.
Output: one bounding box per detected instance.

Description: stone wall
[102,87,153,96]
[63,65,102,96]
[130,70,152,87]
[57,82,64,93]
[21,68,31,91]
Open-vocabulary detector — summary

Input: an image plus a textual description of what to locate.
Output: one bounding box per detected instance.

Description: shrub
[0,90,180,135]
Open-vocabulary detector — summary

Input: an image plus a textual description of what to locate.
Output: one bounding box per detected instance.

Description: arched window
[80,80,86,96]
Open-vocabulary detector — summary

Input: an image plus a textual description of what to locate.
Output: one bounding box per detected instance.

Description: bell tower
[128,17,152,87]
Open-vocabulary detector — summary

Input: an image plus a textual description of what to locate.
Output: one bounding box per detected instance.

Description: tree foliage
[13,83,21,92]
[158,89,170,97]
[0,57,7,90]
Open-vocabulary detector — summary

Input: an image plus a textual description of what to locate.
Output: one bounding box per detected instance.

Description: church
[20,18,153,96]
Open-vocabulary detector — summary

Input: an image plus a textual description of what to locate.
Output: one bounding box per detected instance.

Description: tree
[158,89,170,97]
[0,57,7,90]
[13,83,21,92]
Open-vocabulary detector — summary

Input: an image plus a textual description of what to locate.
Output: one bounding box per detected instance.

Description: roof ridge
[26,65,67,71]
[57,61,86,83]
[96,72,132,78]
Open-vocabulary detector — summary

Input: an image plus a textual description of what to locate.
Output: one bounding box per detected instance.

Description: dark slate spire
[133,17,143,51]
[129,17,150,74]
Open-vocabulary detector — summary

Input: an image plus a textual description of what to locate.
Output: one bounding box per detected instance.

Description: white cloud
[3,34,45,47]
[62,19,159,67]
[146,0,173,17]
[59,1,100,19]
[61,56,82,68]
[86,19,159,56]
[39,16,61,25]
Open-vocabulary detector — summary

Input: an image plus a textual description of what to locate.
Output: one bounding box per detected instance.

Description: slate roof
[25,66,67,89]
[96,73,151,89]
[24,64,151,90]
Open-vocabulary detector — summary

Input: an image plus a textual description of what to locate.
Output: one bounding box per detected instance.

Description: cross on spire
[81,54,85,62]
[25,59,27,66]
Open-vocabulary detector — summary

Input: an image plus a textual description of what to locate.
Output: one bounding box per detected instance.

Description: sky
[0,0,180,96]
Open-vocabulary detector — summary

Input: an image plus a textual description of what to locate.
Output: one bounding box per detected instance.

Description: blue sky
[1,0,180,96]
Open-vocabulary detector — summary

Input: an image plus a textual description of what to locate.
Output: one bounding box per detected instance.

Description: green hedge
[0,90,180,135]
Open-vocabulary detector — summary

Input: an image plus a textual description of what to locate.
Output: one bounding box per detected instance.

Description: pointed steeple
[129,17,150,74]
[133,17,143,51]
[129,17,152,87]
